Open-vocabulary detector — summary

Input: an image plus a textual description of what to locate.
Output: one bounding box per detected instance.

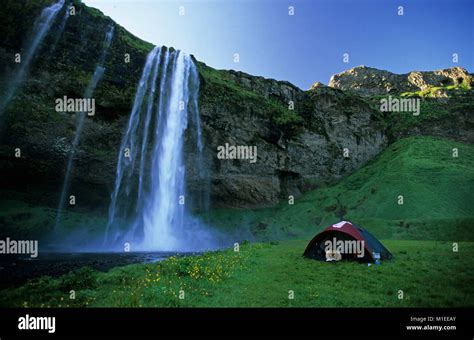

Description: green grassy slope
[206,136,474,242]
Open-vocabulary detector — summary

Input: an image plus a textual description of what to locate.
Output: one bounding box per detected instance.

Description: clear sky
[83,0,474,90]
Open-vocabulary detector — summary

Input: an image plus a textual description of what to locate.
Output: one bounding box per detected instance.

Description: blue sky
[83,0,474,89]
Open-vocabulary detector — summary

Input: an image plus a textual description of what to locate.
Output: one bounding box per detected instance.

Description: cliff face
[0,0,471,217]
[197,67,386,206]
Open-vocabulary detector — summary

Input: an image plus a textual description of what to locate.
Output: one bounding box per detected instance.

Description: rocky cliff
[197,65,387,206]
[329,65,472,97]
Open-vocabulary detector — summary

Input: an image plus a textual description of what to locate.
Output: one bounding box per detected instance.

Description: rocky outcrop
[329,65,472,96]
[225,69,300,104]
[309,82,327,90]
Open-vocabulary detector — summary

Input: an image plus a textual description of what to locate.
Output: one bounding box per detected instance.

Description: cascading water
[54,25,115,229]
[105,46,216,252]
[50,2,72,53]
[0,0,65,115]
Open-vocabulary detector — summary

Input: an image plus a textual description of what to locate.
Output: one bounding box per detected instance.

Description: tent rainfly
[303,221,393,262]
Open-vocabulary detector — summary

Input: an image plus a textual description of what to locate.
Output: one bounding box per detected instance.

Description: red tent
[303,221,393,262]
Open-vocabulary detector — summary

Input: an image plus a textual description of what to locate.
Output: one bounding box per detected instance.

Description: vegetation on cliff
[198,63,303,136]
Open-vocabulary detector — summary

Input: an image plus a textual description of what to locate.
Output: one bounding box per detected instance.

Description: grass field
[1,136,473,307]
[1,239,473,307]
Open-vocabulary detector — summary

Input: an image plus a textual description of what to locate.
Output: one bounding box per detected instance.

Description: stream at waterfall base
[0,251,194,289]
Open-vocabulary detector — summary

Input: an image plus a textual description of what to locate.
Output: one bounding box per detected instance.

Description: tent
[303,221,393,262]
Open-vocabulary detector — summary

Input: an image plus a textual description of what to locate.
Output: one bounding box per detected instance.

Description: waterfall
[0,0,65,115]
[105,46,215,252]
[54,25,115,229]
[49,2,72,53]
[96,25,115,67]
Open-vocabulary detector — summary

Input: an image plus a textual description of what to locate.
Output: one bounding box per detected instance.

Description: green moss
[372,89,474,137]
[198,63,302,137]
[198,63,260,101]
[118,27,154,54]
[268,99,303,133]
[401,81,471,98]
[84,7,105,19]
[0,0,54,50]
[0,191,107,241]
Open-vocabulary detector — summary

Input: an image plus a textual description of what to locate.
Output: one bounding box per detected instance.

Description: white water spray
[49,1,71,52]
[105,47,215,251]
